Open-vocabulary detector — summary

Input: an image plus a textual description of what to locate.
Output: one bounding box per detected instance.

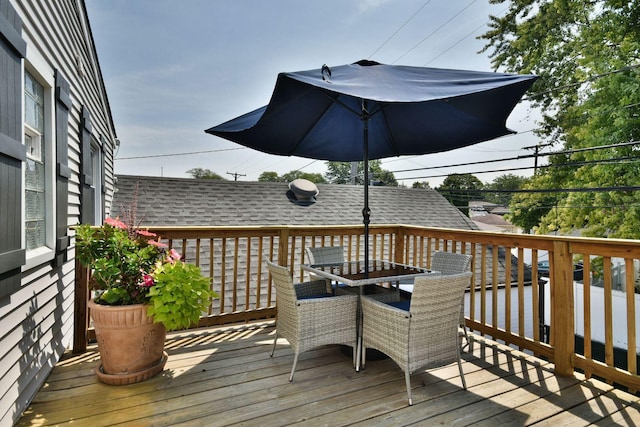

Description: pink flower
[142,274,154,287]
[105,217,127,229]
[169,249,181,261]
[136,229,157,238]
[147,239,168,248]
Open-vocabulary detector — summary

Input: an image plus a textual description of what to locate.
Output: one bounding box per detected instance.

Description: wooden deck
[18,321,640,426]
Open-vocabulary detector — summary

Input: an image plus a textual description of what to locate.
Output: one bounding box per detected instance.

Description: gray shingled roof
[112,175,477,230]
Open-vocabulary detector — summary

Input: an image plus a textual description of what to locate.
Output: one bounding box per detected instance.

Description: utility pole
[226,171,246,181]
[350,162,358,185]
[523,142,553,174]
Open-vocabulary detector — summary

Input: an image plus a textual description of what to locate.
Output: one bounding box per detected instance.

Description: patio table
[301,260,437,370]
[301,259,434,290]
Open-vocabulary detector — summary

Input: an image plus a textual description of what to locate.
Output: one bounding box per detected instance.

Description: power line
[401,156,640,181]
[423,7,509,67]
[369,0,433,59]
[116,147,244,160]
[523,64,640,101]
[393,1,478,64]
[226,171,246,181]
[390,140,640,175]
[439,186,640,194]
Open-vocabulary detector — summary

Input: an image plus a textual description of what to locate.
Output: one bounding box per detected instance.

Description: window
[24,69,53,261]
[91,141,103,223]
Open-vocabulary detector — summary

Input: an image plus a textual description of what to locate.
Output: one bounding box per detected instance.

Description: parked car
[537,260,550,276]
[536,260,584,281]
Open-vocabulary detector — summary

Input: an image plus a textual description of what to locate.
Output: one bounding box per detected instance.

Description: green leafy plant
[147,260,213,331]
[76,217,216,330]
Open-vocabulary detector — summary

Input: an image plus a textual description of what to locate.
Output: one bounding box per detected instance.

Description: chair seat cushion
[387,299,411,311]
[298,293,334,300]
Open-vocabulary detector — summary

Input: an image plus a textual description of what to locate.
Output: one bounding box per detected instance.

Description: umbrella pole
[362,102,370,278]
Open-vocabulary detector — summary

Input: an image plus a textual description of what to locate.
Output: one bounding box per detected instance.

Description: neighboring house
[472,213,520,233]
[0,1,116,424]
[111,175,479,229]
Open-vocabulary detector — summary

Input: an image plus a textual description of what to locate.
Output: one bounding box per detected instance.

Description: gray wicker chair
[305,246,345,265]
[361,272,472,405]
[430,251,473,344]
[305,246,346,294]
[266,260,358,381]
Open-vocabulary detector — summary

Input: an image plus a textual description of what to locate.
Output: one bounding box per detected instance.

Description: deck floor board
[17,321,640,426]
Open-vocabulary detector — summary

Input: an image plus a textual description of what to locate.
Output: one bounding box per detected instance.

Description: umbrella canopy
[206,60,537,161]
[206,60,537,272]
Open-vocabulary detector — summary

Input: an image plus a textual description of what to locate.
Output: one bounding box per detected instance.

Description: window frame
[22,61,56,270]
[91,139,103,223]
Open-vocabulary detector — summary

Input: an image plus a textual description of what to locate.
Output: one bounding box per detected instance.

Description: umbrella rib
[287,89,364,156]
[379,107,401,157]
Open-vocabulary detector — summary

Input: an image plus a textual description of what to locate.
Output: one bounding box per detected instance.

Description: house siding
[0,1,116,424]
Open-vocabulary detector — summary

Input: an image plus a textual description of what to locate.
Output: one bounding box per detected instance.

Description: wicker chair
[304,246,347,294]
[361,272,472,405]
[266,260,358,381]
[430,251,473,344]
[305,246,345,265]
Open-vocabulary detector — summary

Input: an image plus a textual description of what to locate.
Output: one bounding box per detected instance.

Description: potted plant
[76,217,215,385]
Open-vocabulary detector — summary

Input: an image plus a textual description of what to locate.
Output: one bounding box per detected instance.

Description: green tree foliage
[481,0,640,238]
[258,170,326,183]
[324,160,398,186]
[281,170,327,183]
[412,181,431,189]
[484,174,527,205]
[436,174,484,216]
[186,168,226,180]
[258,171,283,182]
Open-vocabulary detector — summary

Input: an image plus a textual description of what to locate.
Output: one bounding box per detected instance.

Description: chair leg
[460,325,470,350]
[289,353,299,382]
[405,371,413,406]
[270,331,279,357]
[457,358,467,390]
[457,347,467,390]
[352,344,357,369]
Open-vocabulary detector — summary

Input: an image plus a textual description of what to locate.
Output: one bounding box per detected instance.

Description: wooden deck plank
[529,385,640,426]
[17,321,640,427]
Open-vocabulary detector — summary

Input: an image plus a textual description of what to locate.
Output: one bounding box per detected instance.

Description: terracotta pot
[89,299,168,385]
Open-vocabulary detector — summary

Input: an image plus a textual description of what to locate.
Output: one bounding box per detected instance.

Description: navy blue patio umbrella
[206,60,537,272]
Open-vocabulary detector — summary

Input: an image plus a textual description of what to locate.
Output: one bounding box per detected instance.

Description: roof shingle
[112,175,478,230]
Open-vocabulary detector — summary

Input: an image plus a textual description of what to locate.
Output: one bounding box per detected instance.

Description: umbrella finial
[321,64,331,82]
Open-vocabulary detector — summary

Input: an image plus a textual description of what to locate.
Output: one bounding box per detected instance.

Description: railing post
[278,227,290,267]
[551,240,575,376]
[394,226,406,264]
[73,258,89,353]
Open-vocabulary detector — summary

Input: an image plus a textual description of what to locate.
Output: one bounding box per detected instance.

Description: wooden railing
[74,224,640,393]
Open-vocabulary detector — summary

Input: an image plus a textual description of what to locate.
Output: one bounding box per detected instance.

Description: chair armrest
[361,296,410,319]
[294,280,331,298]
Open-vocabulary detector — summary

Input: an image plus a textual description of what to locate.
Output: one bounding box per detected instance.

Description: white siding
[0,0,116,424]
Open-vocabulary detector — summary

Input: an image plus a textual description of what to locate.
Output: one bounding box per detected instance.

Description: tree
[484,174,527,206]
[436,174,483,216]
[258,171,283,182]
[258,170,326,183]
[412,181,431,189]
[324,160,398,186]
[281,170,327,184]
[480,0,640,238]
[186,168,225,180]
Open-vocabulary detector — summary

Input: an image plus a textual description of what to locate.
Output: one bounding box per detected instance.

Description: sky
[85,0,541,187]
